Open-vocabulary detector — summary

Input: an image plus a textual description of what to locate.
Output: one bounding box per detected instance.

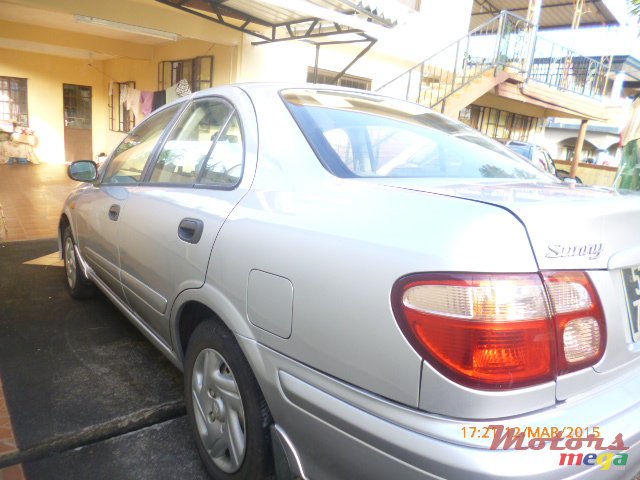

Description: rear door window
[102,104,182,184]
[149,99,234,185]
[199,112,244,186]
[146,97,244,188]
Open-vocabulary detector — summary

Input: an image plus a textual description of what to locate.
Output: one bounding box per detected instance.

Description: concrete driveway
[0,238,209,479]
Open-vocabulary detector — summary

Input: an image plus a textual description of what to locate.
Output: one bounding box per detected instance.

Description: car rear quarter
[245,86,639,478]
[175,85,640,479]
[61,84,640,479]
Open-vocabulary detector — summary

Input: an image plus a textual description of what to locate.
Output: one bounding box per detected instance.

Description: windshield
[506,144,532,159]
[283,89,552,181]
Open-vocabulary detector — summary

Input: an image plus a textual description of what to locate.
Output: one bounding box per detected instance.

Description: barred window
[109,81,136,133]
[307,68,371,91]
[158,56,214,92]
[459,105,543,142]
[0,76,28,127]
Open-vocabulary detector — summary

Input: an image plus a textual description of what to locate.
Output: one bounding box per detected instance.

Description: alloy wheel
[192,348,246,473]
[64,236,76,289]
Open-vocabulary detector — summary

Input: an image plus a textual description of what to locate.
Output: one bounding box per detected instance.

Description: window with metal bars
[109,81,136,133]
[0,76,28,127]
[458,105,542,142]
[158,56,214,92]
[306,68,371,91]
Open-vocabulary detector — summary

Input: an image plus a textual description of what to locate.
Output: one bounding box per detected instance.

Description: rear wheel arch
[59,214,71,248]
[176,301,228,366]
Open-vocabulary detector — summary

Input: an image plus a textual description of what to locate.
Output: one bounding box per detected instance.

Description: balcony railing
[376,10,613,110]
[528,37,612,99]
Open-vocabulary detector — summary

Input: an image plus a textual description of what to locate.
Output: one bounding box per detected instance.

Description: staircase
[375,10,612,117]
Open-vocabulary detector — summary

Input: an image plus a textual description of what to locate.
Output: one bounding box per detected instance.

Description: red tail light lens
[392,272,605,390]
[542,271,606,374]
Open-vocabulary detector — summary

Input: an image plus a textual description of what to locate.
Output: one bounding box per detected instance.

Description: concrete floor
[0,164,210,479]
[0,164,77,241]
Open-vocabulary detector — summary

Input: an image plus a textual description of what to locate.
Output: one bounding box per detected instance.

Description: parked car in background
[500,139,583,183]
[60,84,639,479]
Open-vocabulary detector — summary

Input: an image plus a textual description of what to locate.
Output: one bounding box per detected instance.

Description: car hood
[365,178,640,270]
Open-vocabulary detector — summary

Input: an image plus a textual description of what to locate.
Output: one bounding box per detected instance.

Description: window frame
[108,81,136,133]
[99,101,187,186]
[139,95,246,191]
[158,56,214,93]
[306,68,372,91]
[63,84,92,130]
[0,76,29,127]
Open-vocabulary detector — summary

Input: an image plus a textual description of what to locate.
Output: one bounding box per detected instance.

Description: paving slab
[21,417,208,480]
[0,239,184,454]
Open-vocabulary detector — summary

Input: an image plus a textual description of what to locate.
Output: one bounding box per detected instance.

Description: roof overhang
[471,0,619,30]
[611,55,640,82]
[493,79,610,120]
[155,0,400,44]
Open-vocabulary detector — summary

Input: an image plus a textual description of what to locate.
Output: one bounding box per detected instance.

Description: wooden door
[63,84,93,162]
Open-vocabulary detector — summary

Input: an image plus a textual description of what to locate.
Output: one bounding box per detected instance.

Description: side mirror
[68,160,98,182]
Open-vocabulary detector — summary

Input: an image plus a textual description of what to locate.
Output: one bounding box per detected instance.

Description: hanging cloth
[140,91,154,117]
[119,84,128,106]
[126,88,143,122]
[165,83,179,104]
[176,79,192,97]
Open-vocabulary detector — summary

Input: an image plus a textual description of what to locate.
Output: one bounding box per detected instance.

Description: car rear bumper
[238,336,640,480]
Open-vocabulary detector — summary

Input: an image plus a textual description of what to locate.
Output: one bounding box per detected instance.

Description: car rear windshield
[506,143,533,159]
[282,89,551,181]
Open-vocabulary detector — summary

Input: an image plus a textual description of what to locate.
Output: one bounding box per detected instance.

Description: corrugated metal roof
[337,0,417,25]
[157,0,413,43]
[471,0,619,30]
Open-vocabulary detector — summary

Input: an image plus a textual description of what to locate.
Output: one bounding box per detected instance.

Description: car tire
[185,320,274,480]
[62,225,96,299]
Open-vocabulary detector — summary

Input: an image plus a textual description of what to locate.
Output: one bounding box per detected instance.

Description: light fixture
[74,15,179,41]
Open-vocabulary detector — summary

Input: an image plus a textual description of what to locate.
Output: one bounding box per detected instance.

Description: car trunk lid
[367,178,640,379]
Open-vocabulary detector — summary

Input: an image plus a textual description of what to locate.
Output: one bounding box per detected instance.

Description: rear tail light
[392,272,605,390]
[543,271,606,373]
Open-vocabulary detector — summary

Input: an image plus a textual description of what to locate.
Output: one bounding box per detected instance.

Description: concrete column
[527,0,543,25]
[570,119,588,178]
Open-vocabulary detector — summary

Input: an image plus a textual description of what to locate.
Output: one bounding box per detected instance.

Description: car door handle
[178,218,204,244]
[108,204,120,221]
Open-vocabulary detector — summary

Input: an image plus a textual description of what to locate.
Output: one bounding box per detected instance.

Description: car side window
[542,150,556,173]
[102,104,182,184]
[534,149,549,172]
[199,112,244,186]
[150,99,233,185]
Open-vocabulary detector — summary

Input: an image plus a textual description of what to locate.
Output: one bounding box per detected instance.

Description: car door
[74,103,184,299]
[116,91,254,343]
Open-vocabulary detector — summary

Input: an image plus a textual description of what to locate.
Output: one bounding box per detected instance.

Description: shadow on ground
[0,239,208,479]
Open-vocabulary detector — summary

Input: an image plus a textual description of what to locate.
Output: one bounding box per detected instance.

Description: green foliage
[632,0,640,18]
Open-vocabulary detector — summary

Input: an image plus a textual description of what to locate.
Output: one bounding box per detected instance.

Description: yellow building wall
[153,40,236,86]
[0,47,108,164]
[100,40,237,152]
[1,27,237,163]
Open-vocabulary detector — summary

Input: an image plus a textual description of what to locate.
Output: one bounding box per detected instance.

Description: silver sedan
[60,84,640,479]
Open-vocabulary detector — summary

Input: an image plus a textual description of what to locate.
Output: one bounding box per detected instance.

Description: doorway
[63,84,93,162]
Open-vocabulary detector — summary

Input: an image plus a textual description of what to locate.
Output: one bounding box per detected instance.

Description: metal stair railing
[375,10,612,111]
[528,36,612,100]
[375,11,532,111]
